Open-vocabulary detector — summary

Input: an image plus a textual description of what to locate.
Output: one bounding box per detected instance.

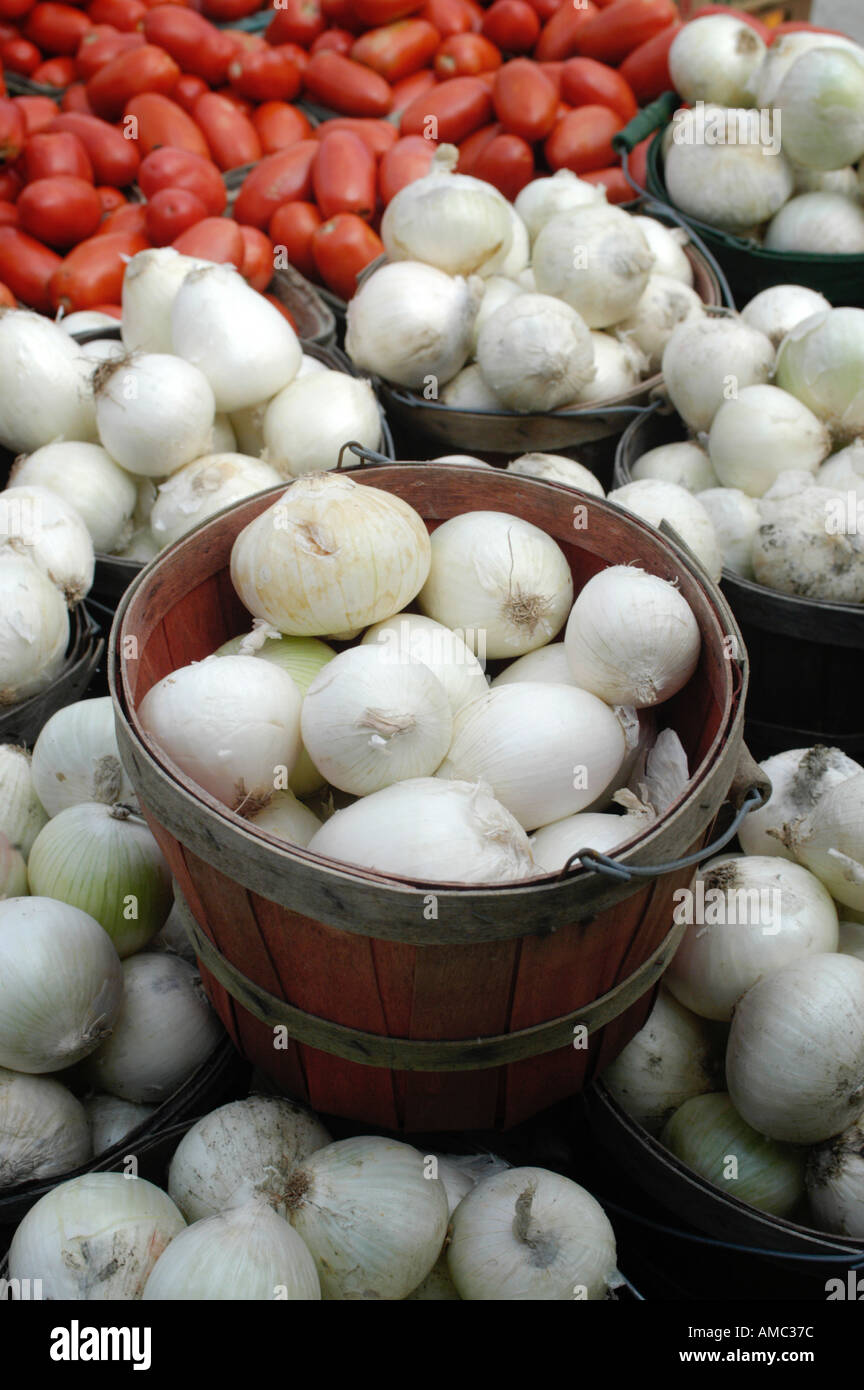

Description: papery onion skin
[776,48,864,173]
[0,485,94,605]
[789,772,864,912]
[345,261,482,390]
[121,247,209,355]
[614,274,704,375]
[514,170,606,244]
[669,16,766,108]
[31,696,137,817]
[382,144,513,277]
[532,205,654,330]
[738,745,863,860]
[775,308,864,445]
[696,487,760,579]
[530,804,652,873]
[0,1068,91,1188]
[663,108,795,233]
[752,480,864,603]
[150,454,282,550]
[602,988,722,1136]
[247,788,321,848]
[491,643,575,688]
[475,293,596,413]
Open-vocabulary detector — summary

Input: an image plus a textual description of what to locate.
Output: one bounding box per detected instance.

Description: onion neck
[512,1184,557,1268]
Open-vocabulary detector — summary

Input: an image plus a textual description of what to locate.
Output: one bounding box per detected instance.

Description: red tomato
[61,83,96,113]
[311,115,396,157]
[481,0,538,53]
[171,73,209,114]
[0,0,34,21]
[311,26,353,54]
[13,95,59,133]
[144,185,207,244]
[17,173,101,246]
[227,46,304,102]
[418,0,476,38]
[233,140,318,227]
[252,99,312,154]
[88,0,147,29]
[138,145,226,213]
[269,200,321,279]
[389,66,434,119]
[401,74,492,142]
[537,59,562,93]
[534,0,597,61]
[0,168,22,199]
[312,128,375,221]
[31,56,77,84]
[75,29,144,82]
[0,225,62,310]
[219,29,266,54]
[350,0,422,24]
[2,37,41,74]
[472,129,532,199]
[86,45,181,121]
[266,0,324,49]
[351,18,439,83]
[312,211,382,299]
[93,200,146,234]
[492,58,556,141]
[573,0,677,66]
[125,93,212,158]
[143,7,239,86]
[320,0,363,34]
[88,300,122,317]
[580,165,632,202]
[238,223,272,291]
[303,51,392,116]
[23,130,93,182]
[627,131,650,190]
[618,21,679,104]
[378,132,433,202]
[526,0,563,20]
[95,183,126,212]
[560,57,637,122]
[0,200,18,226]
[49,111,140,184]
[198,0,261,20]
[172,215,243,265]
[0,279,15,307]
[434,33,501,79]
[192,91,261,171]
[25,3,91,56]
[544,103,622,172]
[50,227,148,309]
[456,118,499,172]
[263,293,297,326]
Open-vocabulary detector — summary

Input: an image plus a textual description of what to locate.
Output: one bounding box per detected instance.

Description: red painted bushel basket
[109,463,759,1133]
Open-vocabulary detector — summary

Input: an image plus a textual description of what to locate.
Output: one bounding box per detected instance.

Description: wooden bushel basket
[110,463,758,1133]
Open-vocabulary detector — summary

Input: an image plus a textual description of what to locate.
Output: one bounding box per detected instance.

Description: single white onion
[59,310,118,336]
[0,310,95,454]
[533,204,654,329]
[663,107,794,232]
[708,384,831,496]
[150,453,281,549]
[568,332,645,403]
[247,789,321,847]
[751,30,864,108]
[738,746,863,859]
[0,552,69,706]
[31,695,137,816]
[775,307,864,443]
[96,353,216,480]
[479,204,529,280]
[0,485,93,604]
[776,47,864,171]
[614,274,704,375]
[440,366,503,409]
[530,797,654,872]
[765,192,864,253]
[468,275,522,355]
[0,744,46,857]
[475,293,596,413]
[514,170,606,243]
[669,15,766,107]
[121,247,208,354]
[662,315,775,433]
[602,987,721,1135]
[818,439,864,493]
[361,612,489,716]
[788,773,864,912]
[695,488,759,579]
[345,261,482,390]
[807,1116,864,1236]
[0,837,28,901]
[0,1068,90,1188]
[608,478,722,581]
[632,441,717,493]
[84,1095,154,1156]
[741,283,832,347]
[491,642,574,687]
[506,453,605,496]
[263,371,381,476]
[382,144,512,276]
[10,441,137,554]
[629,217,693,286]
[230,399,269,456]
[753,476,864,602]
[143,1201,321,1300]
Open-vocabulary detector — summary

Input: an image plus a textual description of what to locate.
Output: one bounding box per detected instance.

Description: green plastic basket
[614,92,864,310]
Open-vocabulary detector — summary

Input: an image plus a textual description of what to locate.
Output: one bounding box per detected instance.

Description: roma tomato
[352,19,439,84]
[434,33,501,79]
[534,0,597,62]
[125,93,212,158]
[49,112,140,184]
[481,0,538,54]
[0,226,62,311]
[238,224,272,291]
[400,75,492,142]
[2,37,41,74]
[574,0,677,66]
[0,168,22,199]
[350,0,422,24]
[320,0,363,34]
[86,45,181,121]
[560,58,637,122]
[492,59,556,141]
[23,130,93,182]
[192,92,261,171]
[580,165,632,202]
[31,56,77,84]
[472,130,533,199]
[263,294,297,327]
[61,84,96,114]
[199,0,261,20]
[537,60,562,93]
[456,117,499,172]
[95,184,126,212]
[0,0,33,21]
[313,128,376,220]
[419,0,476,38]
[269,201,321,279]
[171,74,209,113]
[544,104,622,173]
[17,174,102,246]
[389,66,435,119]
[13,95,59,133]
[87,302,122,318]
[172,215,243,265]
[266,0,325,49]
[232,141,318,227]
[525,0,561,22]
[87,0,147,31]
[311,26,353,55]
[378,132,434,202]
[50,227,149,310]
[311,211,382,300]
[138,146,226,214]
[142,7,239,86]
[627,131,651,191]
[75,30,145,83]
[25,3,91,56]
[0,280,14,307]
[227,46,304,102]
[303,52,392,116]
[618,21,679,104]
[312,115,396,156]
[252,100,312,154]
[0,201,18,226]
[144,185,208,244]
[93,200,147,234]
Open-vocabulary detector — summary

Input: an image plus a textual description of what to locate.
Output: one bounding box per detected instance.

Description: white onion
[629,217,693,286]
[143,1202,321,1300]
[418,509,573,659]
[0,485,93,603]
[726,952,864,1144]
[663,107,794,232]
[230,474,431,638]
[80,338,125,364]
[84,1095,154,1156]
[632,441,717,493]
[32,696,136,816]
[0,896,122,1073]
[286,1136,449,1300]
[171,264,302,412]
[708,384,831,496]
[440,366,502,409]
[1,818,34,896]
[602,988,721,1135]
[0,552,69,706]
[818,439,864,493]
[788,773,864,912]
[614,274,704,375]
[0,310,95,454]
[741,284,832,347]
[139,654,302,812]
[0,743,47,857]
[752,478,864,602]
[211,413,236,452]
[345,261,481,389]
[468,275,521,355]
[775,308,864,443]
[150,453,281,549]
[9,1172,186,1300]
[506,452,605,495]
[662,315,775,433]
[807,1116,864,1236]
[307,777,535,883]
[530,798,654,872]
[669,15,766,107]
[263,371,381,476]
[96,354,215,480]
[491,642,574,687]
[0,1068,90,1187]
[514,170,606,244]
[478,202,529,279]
[751,31,864,108]
[695,487,759,578]
[765,191,864,253]
[361,612,489,716]
[11,441,137,554]
[383,144,511,275]
[564,565,701,709]
[82,952,222,1103]
[230,399,269,457]
[476,293,595,412]
[777,47,864,171]
[608,478,722,581]
[168,1096,330,1223]
[59,310,118,336]
[839,920,864,962]
[438,683,625,831]
[795,163,859,196]
[569,332,645,403]
[738,746,863,859]
[533,204,654,329]
[247,789,321,847]
[447,1166,618,1301]
[121,247,208,354]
